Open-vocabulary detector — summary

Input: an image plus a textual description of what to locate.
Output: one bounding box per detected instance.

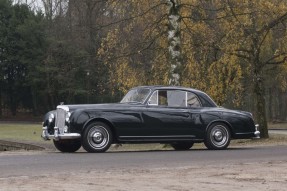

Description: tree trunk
[278,91,286,121]
[31,87,38,116]
[254,72,269,138]
[0,83,2,118]
[167,0,182,86]
[267,88,272,121]
[284,93,287,121]
[7,77,17,116]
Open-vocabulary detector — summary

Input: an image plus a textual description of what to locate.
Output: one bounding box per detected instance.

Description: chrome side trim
[119,135,196,138]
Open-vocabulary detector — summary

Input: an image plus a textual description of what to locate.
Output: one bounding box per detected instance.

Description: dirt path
[0,159,286,191]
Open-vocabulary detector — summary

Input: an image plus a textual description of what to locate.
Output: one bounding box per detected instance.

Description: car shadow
[52,146,259,154]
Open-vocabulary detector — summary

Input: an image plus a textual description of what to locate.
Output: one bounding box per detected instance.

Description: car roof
[134,85,203,94]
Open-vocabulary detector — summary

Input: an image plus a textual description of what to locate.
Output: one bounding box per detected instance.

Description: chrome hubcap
[210,125,229,147]
[93,132,103,143]
[87,125,109,149]
[214,131,223,141]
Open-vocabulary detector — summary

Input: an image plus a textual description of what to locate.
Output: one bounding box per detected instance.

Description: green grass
[268,123,287,129]
[231,134,287,147]
[0,122,286,151]
[0,123,43,143]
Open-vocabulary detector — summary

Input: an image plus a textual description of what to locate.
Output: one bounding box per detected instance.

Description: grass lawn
[268,123,287,129]
[0,123,43,143]
[0,122,286,151]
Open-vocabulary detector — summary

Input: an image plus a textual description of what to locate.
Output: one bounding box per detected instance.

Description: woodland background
[1,0,287,138]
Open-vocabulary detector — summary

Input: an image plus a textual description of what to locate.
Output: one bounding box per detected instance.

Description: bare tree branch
[265,53,287,65]
[95,2,167,30]
[258,11,287,34]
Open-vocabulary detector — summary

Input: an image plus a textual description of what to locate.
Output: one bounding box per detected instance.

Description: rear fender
[206,120,234,138]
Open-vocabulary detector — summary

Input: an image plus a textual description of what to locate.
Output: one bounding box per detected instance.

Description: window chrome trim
[141,88,152,104]
[147,90,158,105]
[147,89,204,108]
[185,92,188,107]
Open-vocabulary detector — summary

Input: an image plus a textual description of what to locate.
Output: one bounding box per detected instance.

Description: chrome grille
[56,108,66,134]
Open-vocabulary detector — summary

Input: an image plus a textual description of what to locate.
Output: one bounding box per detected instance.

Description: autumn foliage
[1,0,287,137]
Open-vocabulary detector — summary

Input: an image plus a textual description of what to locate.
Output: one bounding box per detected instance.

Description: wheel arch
[206,120,235,138]
[82,117,118,143]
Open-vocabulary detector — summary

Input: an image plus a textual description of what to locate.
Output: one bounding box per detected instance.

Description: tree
[0,0,47,115]
[0,0,13,117]
[167,0,182,86]
[216,0,287,138]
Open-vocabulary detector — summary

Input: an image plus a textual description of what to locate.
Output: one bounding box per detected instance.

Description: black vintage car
[42,86,260,153]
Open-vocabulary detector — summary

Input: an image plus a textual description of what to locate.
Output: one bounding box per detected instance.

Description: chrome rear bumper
[42,126,81,141]
[254,124,260,139]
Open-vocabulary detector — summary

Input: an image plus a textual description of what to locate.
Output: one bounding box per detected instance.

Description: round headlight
[65,112,71,123]
[48,113,55,123]
[64,126,68,133]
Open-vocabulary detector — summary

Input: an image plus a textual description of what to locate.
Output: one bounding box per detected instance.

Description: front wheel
[81,122,113,153]
[53,139,81,153]
[171,142,194,150]
[204,123,231,150]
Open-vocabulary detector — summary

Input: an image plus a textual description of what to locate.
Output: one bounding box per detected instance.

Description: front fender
[43,110,56,134]
[69,110,116,135]
[69,110,90,133]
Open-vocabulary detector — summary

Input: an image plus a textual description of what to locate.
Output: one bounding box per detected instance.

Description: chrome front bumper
[254,124,260,139]
[42,126,81,141]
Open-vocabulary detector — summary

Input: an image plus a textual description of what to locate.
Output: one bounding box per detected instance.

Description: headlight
[48,113,55,123]
[64,126,68,133]
[65,112,71,123]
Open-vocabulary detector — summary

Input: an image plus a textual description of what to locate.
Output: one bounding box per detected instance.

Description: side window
[148,90,182,107]
[148,90,201,108]
[167,90,186,107]
[187,92,201,107]
[158,90,168,106]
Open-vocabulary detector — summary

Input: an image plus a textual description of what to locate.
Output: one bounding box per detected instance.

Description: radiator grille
[56,108,66,134]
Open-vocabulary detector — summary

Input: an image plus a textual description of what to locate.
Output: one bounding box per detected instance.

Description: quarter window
[187,92,201,107]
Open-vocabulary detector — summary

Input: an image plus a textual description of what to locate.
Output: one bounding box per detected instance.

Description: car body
[42,86,260,152]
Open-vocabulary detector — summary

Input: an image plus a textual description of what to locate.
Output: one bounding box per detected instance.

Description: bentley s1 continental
[42,86,260,152]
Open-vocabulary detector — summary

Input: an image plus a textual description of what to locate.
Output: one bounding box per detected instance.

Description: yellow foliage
[207,55,243,106]
[97,0,287,106]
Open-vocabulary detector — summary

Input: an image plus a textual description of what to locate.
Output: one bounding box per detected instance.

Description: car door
[141,89,199,140]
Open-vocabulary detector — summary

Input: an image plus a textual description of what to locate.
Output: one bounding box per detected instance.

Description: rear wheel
[81,122,113,153]
[171,142,194,150]
[53,139,81,153]
[204,123,231,150]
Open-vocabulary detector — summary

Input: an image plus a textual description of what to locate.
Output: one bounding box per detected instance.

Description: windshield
[120,88,151,104]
